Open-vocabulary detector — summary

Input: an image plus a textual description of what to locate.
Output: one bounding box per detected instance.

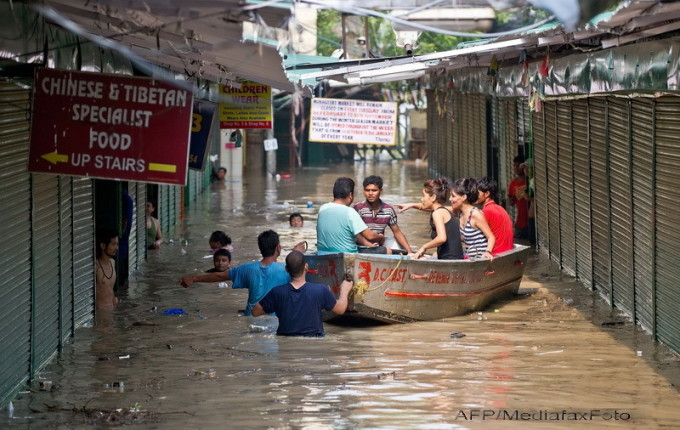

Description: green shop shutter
[588,97,611,300]
[630,99,655,331]
[59,176,73,343]
[571,99,593,288]
[72,177,94,327]
[0,80,32,405]
[127,183,138,271]
[544,101,560,262]
[606,97,634,316]
[532,107,548,252]
[136,183,146,260]
[31,174,61,372]
[556,101,575,274]
[653,96,680,351]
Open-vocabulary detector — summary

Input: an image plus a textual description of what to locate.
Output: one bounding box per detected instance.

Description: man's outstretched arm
[178,271,230,287]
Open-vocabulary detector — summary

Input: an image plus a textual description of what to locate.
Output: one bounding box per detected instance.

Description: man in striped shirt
[354,175,412,254]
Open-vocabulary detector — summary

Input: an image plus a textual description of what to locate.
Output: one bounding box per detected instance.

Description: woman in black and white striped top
[450,178,496,260]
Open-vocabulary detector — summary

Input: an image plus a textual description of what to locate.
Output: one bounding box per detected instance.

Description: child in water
[206,249,231,273]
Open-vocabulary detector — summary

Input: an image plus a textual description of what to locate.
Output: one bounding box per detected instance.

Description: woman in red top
[476,177,514,255]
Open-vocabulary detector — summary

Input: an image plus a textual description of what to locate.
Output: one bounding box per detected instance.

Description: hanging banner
[309,98,398,146]
[28,68,193,185]
[219,81,272,129]
[188,100,216,170]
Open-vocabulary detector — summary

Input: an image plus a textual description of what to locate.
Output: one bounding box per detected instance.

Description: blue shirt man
[316,177,384,253]
[179,230,305,315]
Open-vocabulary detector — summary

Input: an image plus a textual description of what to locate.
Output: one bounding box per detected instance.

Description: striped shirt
[460,208,488,259]
[353,200,397,235]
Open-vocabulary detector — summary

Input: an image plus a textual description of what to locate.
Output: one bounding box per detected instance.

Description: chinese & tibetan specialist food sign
[28,68,193,185]
[218,81,272,129]
[309,98,397,145]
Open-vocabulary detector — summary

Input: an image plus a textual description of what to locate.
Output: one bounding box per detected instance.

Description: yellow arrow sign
[41,151,69,165]
[148,162,177,173]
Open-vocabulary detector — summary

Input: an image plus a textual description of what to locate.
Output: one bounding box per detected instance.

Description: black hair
[96,227,118,257]
[476,177,498,202]
[423,177,450,204]
[209,230,232,246]
[213,248,232,262]
[451,178,479,204]
[285,250,306,277]
[257,230,280,258]
[218,167,227,173]
[289,212,303,222]
[333,177,355,199]
[513,155,525,164]
[363,175,383,189]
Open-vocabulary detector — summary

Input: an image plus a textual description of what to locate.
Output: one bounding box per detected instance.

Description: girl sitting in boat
[410,178,464,260]
[450,178,495,260]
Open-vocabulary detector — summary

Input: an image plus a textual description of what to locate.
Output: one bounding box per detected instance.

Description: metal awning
[33,0,296,90]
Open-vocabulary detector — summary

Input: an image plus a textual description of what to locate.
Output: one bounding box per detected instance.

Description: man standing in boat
[316,177,384,253]
[354,175,411,254]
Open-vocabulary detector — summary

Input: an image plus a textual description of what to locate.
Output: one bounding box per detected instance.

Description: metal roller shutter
[607,97,635,315]
[477,94,488,178]
[588,97,611,300]
[136,183,147,260]
[59,176,73,344]
[498,100,512,209]
[127,183,138,271]
[0,81,32,404]
[630,99,655,331]
[653,96,680,351]
[159,185,168,235]
[426,90,437,175]
[72,177,94,326]
[462,95,472,178]
[31,174,61,372]
[444,102,452,179]
[454,93,462,177]
[532,108,548,252]
[556,101,576,274]
[544,101,560,263]
[571,99,593,287]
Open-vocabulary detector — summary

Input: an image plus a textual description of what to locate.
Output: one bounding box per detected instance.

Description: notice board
[309,98,398,145]
[28,68,193,185]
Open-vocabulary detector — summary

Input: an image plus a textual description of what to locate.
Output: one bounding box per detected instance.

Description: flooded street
[4,161,679,429]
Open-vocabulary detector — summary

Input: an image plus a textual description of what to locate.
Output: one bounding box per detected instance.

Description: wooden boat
[305,245,531,323]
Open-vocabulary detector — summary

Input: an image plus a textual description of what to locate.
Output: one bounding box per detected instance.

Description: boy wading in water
[96,228,119,310]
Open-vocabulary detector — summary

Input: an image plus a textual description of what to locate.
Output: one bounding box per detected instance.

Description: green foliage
[317,9,341,57]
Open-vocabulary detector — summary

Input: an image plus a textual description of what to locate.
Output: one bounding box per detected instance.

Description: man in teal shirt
[316,177,384,253]
[179,230,304,315]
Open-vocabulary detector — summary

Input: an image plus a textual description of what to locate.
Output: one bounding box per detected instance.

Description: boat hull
[305,245,530,323]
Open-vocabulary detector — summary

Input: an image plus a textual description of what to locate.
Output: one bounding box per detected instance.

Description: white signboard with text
[309,98,397,146]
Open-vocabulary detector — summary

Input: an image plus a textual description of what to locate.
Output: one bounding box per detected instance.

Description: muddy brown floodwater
[3,161,679,429]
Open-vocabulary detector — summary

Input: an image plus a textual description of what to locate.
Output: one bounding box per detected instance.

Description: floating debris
[450,332,466,339]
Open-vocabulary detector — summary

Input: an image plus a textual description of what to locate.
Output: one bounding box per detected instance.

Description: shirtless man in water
[96,228,119,310]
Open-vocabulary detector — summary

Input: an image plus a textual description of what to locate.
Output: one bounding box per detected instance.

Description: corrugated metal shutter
[588,97,611,301]
[136,183,147,260]
[445,101,452,179]
[571,99,593,287]
[158,185,168,234]
[544,101,560,262]
[477,94,488,178]
[653,96,680,351]
[454,93,462,177]
[127,183,138,271]
[498,100,512,209]
[72,177,94,326]
[462,95,471,178]
[630,98,655,331]
[532,108,548,252]
[0,80,32,404]
[556,101,575,274]
[59,176,73,344]
[31,174,61,372]
[607,97,635,315]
